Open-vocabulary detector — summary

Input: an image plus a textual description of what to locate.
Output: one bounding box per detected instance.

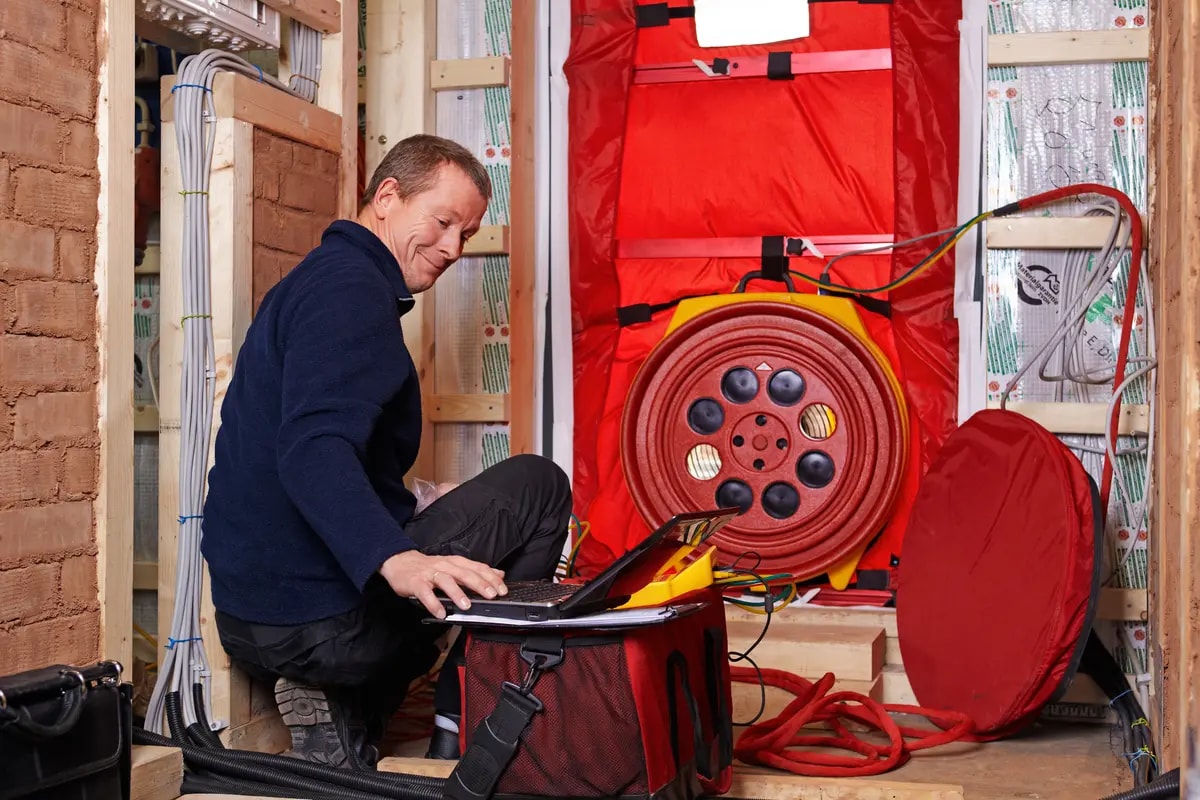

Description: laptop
[432,508,739,622]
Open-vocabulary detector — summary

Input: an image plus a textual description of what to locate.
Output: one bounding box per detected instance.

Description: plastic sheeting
[566,0,963,577]
[981,0,1151,701]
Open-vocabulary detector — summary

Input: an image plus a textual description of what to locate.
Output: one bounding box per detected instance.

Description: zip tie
[166,637,202,649]
[291,74,320,87]
[1110,688,1133,706]
[179,190,209,196]
[1124,746,1157,773]
[1132,717,1149,728]
[181,314,212,323]
[171,83,211,94]
[178,514,203,524]
[254,64,263,82]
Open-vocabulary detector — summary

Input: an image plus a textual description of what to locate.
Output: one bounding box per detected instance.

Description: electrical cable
[144,43,323,740]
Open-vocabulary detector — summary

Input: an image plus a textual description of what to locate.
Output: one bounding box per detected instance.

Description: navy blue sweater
[201,220,422,625]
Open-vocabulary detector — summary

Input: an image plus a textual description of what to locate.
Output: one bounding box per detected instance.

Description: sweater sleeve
[274,263,418,591]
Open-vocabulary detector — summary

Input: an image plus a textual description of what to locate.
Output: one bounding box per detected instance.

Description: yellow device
[617,547,718,609]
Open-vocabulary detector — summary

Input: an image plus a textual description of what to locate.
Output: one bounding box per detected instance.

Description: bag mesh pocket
[464,635,649,798]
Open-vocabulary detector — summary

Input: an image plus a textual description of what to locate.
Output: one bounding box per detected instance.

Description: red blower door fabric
[564,0,963,578]
[895,410,1102,739]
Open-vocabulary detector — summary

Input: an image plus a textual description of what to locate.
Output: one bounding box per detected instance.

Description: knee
[509,454,570,492]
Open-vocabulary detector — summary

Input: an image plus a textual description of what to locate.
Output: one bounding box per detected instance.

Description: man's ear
[370,177,401,217]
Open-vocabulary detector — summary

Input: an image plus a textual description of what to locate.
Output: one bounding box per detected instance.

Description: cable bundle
[144,48,317,739]
[287,20,323,103]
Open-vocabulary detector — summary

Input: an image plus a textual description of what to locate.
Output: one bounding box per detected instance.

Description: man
[200,134,572,769]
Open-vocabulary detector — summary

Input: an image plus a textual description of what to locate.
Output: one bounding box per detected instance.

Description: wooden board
[988,29,1150,66]
[131,746,183,800]
[985,215,1143,250]
[97,0,136,676]
[1148,0,1200,780]
[377,757,966,800]
[260,0,342,34]
[430,56,510,89]
[727,620,885,682]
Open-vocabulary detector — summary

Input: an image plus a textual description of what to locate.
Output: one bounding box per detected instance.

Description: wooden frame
[154,6,356,748]
[97,0,136,675]
[1148,0,1199,781]
[985,215,1144,250]
[364,0,538,488]
[988,29,1151,67]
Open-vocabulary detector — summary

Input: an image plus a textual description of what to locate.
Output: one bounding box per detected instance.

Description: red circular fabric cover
[895,409,1098,739]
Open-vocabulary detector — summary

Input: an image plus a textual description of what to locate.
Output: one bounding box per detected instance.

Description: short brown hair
[360,134,492,209]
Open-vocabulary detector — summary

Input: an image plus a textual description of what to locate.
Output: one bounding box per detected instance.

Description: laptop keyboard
[463,581,580,603]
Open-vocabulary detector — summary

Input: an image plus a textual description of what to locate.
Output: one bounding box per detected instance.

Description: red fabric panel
[616,74,895,238]
[889,1,963,470]
[895,410,1097,738]
[563,0,639,516]
[567,1,962,581]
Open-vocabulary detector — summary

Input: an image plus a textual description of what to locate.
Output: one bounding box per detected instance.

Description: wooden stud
[508,0,537,457]
[317,0,360,218]
[1149,0,1200,778]
[430,56,511,89]
[260,0,343,34]
[365,0,438,485]
[984,400,1151,436]
[988,29,1151,66]
[986,215,1144,250]
[96,0,136,676]
[429,393,511,423]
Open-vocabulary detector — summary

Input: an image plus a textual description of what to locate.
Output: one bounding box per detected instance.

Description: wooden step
[726,603,904,665]
[378,756,965,799]
[726,620,885,682]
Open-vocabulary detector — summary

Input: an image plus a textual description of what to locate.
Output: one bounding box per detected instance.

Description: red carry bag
[443,590,734,800]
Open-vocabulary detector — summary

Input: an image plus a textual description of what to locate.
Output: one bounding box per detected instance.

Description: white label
[693,0,810,49]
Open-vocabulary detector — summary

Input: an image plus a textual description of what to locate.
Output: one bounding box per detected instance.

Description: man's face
[367,164,488,293]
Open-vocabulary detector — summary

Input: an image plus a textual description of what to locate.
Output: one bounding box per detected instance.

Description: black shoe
[425,713,461,759]
[275,678,377,770]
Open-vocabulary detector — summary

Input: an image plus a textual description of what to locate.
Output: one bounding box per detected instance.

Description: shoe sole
[274,679,350,768]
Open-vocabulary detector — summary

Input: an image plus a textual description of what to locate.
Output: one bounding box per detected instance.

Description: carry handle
[0,669,89,743]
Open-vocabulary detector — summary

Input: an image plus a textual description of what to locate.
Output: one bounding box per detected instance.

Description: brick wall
[0,0,101,674]
[252,130,339,312]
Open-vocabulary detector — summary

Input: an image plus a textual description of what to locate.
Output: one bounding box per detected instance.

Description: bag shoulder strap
[443,635,565,800]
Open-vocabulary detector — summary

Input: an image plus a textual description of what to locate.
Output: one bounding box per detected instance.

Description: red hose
[730,667,974,777]
[994,183,1144,519]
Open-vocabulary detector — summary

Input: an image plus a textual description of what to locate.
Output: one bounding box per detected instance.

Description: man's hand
[380,550,508,619]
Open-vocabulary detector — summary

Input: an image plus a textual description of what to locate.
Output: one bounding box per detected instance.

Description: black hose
[134,722,447,800]
[192,683,226,749]
[1099,768,1180,800]
[164,691,188,745]
[1081,631,1158,786]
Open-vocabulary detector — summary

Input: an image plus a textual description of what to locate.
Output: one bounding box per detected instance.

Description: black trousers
[214,453,573,736]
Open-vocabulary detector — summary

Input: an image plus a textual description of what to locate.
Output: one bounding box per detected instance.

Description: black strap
[635,3,695,27]
[617,294,706,327]
[766,52,793,81]
[704,628,734,772]
[760,236,787,282]
[443,636,564,800]
[667,652,710,779]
